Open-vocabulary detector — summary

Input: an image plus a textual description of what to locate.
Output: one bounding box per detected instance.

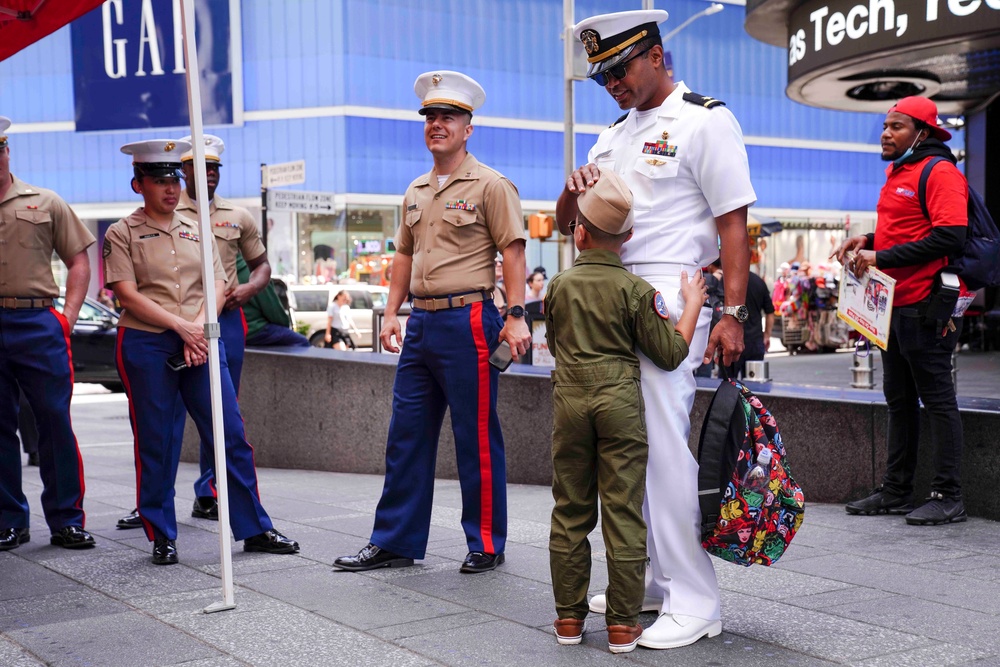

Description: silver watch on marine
[723,305,749,323]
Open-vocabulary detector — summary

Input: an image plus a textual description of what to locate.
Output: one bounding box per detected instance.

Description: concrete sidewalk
[2,393,999,667]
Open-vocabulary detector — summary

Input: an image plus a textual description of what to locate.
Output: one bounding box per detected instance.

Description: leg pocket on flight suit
[633,379,647,434]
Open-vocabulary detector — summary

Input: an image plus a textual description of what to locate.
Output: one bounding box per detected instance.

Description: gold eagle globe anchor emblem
[580,30,600,55]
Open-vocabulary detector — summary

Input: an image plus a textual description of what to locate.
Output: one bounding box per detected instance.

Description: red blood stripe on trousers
[468,302,494,554]
[115,327,153,541]
[50,308,87,523]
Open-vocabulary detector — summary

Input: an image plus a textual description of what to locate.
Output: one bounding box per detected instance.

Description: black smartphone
[166,352,188,371]
[488,340,513,372]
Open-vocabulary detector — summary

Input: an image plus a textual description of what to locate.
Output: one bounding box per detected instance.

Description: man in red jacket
[834,96,968,526]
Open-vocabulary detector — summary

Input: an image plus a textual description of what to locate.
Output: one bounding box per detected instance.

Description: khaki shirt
[103,208,226,333]
[176,191,265,290]
[544,249,689,383]
[396,152,524,297]
[0,175,95,297]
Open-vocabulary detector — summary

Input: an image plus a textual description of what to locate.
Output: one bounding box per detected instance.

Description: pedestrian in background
[557,9,756,649]
[335,71,530,575]
[0,116,96,553]
[238,254,309,348]
[546,170,706,654]
[104,139,298,564]
[835,96,968,526]
[722,270,774,378]
[526,269,546,305]
[325,289,358,350]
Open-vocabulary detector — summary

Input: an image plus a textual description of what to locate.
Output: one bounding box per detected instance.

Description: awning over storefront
[0,1,104,62]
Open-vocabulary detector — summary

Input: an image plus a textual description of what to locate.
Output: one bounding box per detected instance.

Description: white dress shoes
[587,594,662,614]
[637,613,722,649]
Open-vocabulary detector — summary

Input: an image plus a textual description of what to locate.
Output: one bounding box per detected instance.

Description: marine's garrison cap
[120,139,191,178]
[414,71,486,115]
[179,134,225,164]
[572,10,668,78]
[577,169,634,235]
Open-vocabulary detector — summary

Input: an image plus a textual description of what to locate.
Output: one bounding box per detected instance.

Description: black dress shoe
[117,509,142,530]
[460,551,504,573]
[0,527,30,551]
[152,538,178,565]
[243,529,300,554]
[191,496,219,520]
[50,526,96,549]
[333,543,413,571]
[26,452,39,466]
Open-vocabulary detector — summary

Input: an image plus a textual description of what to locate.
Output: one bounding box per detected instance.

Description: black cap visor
[135,163,183,179]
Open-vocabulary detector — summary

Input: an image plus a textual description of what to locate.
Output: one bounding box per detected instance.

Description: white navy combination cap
[0,116,10,147]
[120,139,191,178]
[179,134,225,164]
[573,10,668,78]
[414,71,486,115]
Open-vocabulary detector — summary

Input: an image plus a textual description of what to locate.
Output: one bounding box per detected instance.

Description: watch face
[509,305,525,318]
[736,305,749,322]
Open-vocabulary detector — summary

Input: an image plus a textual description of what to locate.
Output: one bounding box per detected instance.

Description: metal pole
[260,163,268,251]
[560,0,576,273]
[180,0,236,614]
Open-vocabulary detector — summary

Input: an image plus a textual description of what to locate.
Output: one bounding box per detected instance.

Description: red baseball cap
[888,96,951,141]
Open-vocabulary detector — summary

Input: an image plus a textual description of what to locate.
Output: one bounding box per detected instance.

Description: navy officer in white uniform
[556,10,756,650]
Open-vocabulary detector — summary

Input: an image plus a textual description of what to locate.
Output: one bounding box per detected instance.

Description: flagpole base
[203,601,237,614]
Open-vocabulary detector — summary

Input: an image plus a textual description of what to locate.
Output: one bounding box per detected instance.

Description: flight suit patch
[178,230,200,242]
[654,292,670,320]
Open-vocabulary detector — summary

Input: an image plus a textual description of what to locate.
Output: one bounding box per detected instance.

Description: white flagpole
[179,0,236,613]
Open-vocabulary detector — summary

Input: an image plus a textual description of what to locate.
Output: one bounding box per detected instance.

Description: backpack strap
[697,379,744,539]
[917,157,949,221]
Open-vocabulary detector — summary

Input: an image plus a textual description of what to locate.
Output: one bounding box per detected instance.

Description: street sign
[264,160,306,187]
[267,189,336,213]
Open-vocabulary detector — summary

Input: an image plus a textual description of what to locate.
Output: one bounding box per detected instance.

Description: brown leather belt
[0,297,54,309]
[411,291,492,312]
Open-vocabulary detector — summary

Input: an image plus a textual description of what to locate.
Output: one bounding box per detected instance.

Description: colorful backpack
[697,378,804,566]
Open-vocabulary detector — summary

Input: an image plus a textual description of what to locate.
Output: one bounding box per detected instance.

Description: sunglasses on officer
[591,47,652,87]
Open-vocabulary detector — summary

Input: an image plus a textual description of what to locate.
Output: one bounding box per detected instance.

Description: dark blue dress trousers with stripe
[193,306,246,499]
[115,327,272,542]
[371,300,507,559]
[0,307,86,531]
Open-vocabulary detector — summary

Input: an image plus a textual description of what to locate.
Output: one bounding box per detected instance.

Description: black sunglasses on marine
[592,47,652,87]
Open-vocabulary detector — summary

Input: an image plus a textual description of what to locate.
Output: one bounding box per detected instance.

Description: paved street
[1,391,998,666]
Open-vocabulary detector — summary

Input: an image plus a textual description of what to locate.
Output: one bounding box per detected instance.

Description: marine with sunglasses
[555,10,757,651]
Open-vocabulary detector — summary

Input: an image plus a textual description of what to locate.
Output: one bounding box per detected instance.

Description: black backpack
[918,157,1000,291]
[697,375,804,566]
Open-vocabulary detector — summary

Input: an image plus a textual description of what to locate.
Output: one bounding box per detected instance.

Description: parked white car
[287,284,389,348]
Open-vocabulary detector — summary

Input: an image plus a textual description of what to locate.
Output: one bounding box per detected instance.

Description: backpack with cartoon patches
[697,372,804,566]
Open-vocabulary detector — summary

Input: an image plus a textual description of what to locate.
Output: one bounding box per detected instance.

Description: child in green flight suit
[545,169,706,654]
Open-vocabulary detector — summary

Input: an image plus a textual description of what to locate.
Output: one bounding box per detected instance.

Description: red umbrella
[0,0,104,61]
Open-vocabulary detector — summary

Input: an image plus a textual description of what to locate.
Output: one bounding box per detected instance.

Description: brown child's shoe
[607,624,642,654]
[553,618,585,645]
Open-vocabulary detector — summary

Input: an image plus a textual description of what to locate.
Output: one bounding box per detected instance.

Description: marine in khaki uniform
[178,135,269,522]
[335,70,531,575]
[104,139,298,565]
[0,116,97,552]
[545,169,706,653]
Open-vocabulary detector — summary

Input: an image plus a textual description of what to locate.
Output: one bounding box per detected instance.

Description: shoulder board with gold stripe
[682,92,726,109]
[609,112,629,128]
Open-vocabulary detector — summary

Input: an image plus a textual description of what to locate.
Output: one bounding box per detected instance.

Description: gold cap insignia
[164,142,176,152]
[580,29,600,56]
[431,74,443,86]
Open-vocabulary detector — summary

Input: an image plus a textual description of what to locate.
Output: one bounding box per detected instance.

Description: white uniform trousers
[631,265,721,622]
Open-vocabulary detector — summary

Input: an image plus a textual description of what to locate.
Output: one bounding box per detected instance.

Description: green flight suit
[544,248,690,627]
